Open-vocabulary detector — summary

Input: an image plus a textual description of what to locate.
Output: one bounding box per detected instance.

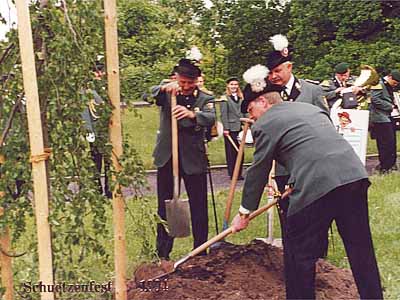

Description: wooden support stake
[103,1,127,299]
[0,226,13,300]
[15,1,54,300]
[0,187,14,300]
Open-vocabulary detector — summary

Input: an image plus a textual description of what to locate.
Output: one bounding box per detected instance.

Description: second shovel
[165,90,191,238]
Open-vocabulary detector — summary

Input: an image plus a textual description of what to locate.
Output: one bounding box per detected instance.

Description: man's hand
[231,213,250,233]
[335,87,346,94]
[172,105,196,120]
[240,117,254,124]
[223,130,230,136]
[351,86,365,95]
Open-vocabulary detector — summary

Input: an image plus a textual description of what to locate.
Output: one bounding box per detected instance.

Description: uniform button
[186,105,191,108]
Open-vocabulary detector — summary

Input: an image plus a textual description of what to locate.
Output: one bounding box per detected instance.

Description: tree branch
[0,95,23,148]
[0,43,15,66]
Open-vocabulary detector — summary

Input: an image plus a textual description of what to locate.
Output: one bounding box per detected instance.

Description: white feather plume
[186,46,203,62]
[243,64,269,92]
[269,34,288,51]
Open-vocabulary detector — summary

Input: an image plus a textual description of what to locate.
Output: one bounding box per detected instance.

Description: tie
[282,88,289,101]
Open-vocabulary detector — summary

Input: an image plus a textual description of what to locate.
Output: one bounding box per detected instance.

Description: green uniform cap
[334,62,350,74]
[391,69,400,82]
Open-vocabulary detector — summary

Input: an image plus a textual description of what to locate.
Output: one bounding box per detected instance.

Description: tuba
[332,65,379,110]
[353,65,379,89]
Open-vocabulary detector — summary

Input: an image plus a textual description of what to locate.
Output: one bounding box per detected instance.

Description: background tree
[289,0,400,79]
[208,0,289,80]
[118,0,204,102]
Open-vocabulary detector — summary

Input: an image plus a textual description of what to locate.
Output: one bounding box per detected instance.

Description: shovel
[149,188,291,282]
[165,90,191,238]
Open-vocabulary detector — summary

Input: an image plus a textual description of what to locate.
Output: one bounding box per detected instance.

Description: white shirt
[335,76,346,87]
[285,74,295,96]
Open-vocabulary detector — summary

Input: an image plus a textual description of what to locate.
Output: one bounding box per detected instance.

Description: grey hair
[259,91,283,105]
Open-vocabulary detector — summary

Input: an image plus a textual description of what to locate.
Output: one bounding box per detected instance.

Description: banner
[330,109,369,165]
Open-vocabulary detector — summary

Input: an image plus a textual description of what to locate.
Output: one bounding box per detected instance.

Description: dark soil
[127,240,358,300]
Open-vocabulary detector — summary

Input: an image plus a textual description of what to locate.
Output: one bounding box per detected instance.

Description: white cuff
[239,205,251,215]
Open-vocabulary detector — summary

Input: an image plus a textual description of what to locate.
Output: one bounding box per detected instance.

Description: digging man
[231,80,383,299]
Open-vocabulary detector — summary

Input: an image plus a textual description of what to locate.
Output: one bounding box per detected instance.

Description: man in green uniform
[81,62,112,198]
[264,34,329,192]
[260,35,329,293]
[151,58,215,259]
[320,62,364,109]
[370,69,400,173]
[232,82,383,300]
[220,77,245,179]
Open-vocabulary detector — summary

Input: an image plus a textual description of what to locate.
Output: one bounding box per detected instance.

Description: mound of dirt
[128,240,358,300]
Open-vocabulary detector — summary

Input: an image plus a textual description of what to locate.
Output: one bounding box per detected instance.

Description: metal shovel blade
[165,198,191,238]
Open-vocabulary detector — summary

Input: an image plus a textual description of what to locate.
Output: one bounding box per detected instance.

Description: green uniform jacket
[82,89,103,133]
[276,78,329,176]
[219,94,244,132]
[151,85,215,175]
[370,79,393,123]
[241,102,367,216]
[320,76,356,108]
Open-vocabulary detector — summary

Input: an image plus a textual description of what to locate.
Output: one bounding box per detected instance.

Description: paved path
[122,156,381,198]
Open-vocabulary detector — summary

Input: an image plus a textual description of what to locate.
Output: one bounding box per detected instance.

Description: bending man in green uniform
[231,80,383,299]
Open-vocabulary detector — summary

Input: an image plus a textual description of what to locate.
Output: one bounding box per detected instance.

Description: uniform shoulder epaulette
[199,87,214,96]
[320,80,331,87]
[305,79,320,85]
[160,79,173,85]
[216,95,228,102]
[370,83,383,90]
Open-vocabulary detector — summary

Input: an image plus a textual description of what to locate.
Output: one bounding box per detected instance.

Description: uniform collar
[285,74,295,95]
[334,75,346,87]
[177,87,199,98]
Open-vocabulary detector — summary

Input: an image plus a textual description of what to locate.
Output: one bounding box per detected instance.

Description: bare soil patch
[128,240,358,300]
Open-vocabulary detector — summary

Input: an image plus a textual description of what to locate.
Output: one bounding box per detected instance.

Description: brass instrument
[353,65,379,89]
[332,65,379,110]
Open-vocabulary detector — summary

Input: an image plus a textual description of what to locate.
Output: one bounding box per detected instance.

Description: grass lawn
[123,106,400,169]
[9,174,400,299]
[122,106,256,169]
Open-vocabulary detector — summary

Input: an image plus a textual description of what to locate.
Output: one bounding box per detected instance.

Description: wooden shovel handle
[171,90,179,199]
[188,197,279,259]
[173,190,291,270]
[223,121,250,223]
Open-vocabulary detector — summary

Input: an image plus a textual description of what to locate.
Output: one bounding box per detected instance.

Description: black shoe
[158,256,170,261]
[379,168,391,175]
